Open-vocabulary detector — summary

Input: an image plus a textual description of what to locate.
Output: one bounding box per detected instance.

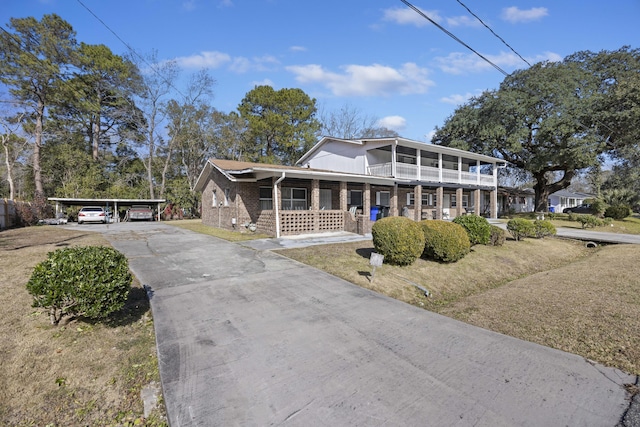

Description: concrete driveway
[93,222,636,426]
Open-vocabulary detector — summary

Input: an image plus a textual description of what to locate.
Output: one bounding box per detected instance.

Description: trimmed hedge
[605,204,632,220]
[452,214,491,245]
[533,219,556,238]
[26,246,132,325]
[419,220,470,262]
[489,225,506,246]
[371,216,425,266]
[506,218,535,241]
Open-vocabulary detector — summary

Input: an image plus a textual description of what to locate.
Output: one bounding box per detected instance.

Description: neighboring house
[548,189,594,213]
[498,187,535,216]
[194,137,506,237]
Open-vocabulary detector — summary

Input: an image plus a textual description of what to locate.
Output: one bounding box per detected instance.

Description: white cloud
[434,51,561,74]
[290,46,307,52]
[174,51,231,69]
[446,15,482,28]
[182,1,196,11]
[378,115,406,131]
[424,129,437,142]
[501,7,548,23]
[286,62,434,97]
[382,7,441,27]
[440,92,477,105]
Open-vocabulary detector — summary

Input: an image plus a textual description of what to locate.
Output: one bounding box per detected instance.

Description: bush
[371,216,425,266]
[604,204,632,220]
[420,220,470,262]
[26,246,132,325]
[575,214,603,229]
[583,198,607,217]
[506,218,535,241]
[15,193,54,226]
[533,219,556,238]
[452,214,491,245]
[489,225,506,246]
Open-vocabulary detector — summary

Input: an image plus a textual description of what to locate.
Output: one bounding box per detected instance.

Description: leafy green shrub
[371,216,425,266]
[489,225,506,246]
[575,214,603,229]
[419,220,470,262]
[587,198,608,217]
[26,246,132,325]
[533,219,556,238]
[452,214,490,245]
[506,218,535,241]
[604,204,632,220]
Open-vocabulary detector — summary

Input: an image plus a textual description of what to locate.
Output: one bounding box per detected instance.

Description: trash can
[549,207,555,213]
[381,206,390,218]
[370,206,380,221]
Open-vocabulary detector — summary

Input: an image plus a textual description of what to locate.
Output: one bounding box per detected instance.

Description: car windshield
[81,207,103,212]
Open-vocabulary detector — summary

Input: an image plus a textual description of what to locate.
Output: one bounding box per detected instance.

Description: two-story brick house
[194,137,505,237]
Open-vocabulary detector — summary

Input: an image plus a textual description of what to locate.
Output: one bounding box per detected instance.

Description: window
[259,186,273,210]
[451,195,457,208]
[462,195,469,208]
[212,189,217,207]
[224,188,230,207]
[376,191,390,206]
[348,190,363,207]
[406,193,430,206]
[282,187,307,210]
[320,189,332,209]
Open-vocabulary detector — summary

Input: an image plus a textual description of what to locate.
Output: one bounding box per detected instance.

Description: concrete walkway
[91,222,636,426]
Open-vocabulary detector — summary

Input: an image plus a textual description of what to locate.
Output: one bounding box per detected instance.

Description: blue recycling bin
[549,207,555,213]
[370,206,380,221]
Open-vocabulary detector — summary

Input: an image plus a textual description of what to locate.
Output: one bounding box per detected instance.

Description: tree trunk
[147,116,156,199]
[2,139,15,200]
[34,100,45,197]
[92,116,100,161]
[533,170,576,212]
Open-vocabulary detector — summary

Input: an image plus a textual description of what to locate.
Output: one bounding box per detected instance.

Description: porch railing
[368,162,495,186]
[279,210,345,236]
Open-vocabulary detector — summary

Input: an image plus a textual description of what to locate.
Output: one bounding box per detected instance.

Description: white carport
[48,197,166,222]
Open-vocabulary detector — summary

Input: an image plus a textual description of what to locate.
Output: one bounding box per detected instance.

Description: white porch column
[476,160,481,185]
[438,153,443,182]
[458,156,462,184]
[391,141,397,177]
[416,149,422,181]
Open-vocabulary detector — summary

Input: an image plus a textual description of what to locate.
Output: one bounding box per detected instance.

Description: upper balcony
[365,145,496,187]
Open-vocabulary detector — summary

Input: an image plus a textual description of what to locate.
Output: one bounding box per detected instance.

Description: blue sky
[3,0,640,142]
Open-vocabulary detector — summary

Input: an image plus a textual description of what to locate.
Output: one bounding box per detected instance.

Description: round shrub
[506,218,535,241]
[604,204,632,220]
[419,220,470,262]
[371,216,425,266]
[26,246,132,325]
[452,214,491,245]
[533,219,556,238]
[489,224,506,246]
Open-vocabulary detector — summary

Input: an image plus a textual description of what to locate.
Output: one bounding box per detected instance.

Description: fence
[0,199,17,229]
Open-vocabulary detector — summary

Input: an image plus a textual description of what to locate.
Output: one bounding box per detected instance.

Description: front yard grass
[0,226,166,426]
[166,218,271,241]
[279,237,640,376]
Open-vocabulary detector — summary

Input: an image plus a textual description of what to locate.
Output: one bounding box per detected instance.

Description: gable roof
[194,158,398,192]
[296,136,506,166]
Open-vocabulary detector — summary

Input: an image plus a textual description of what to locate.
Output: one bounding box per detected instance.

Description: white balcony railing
[367,162,495,186]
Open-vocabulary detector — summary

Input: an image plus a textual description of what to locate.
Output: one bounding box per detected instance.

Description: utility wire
[455,0,531,67]
[398,0,509,76]
[75,0,186,99]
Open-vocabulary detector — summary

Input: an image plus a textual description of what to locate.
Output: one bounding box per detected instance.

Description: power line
[398,0,509,76]
[454,0,531,67]
[75,0,186,99]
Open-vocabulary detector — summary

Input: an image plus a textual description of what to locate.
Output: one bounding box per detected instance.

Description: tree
[432,54,614,211]
[209,110,249,161]
[318,103,399,139]
[0,14,77,198]
[0,111,29,199]
[238,85,321,165]
[56,43,143,161]
[133,51,179,199]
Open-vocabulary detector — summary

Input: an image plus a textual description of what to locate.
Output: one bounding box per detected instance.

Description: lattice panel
[317,211,343,231]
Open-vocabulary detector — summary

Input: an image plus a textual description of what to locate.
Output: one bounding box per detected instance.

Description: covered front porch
[260,178,497,237]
